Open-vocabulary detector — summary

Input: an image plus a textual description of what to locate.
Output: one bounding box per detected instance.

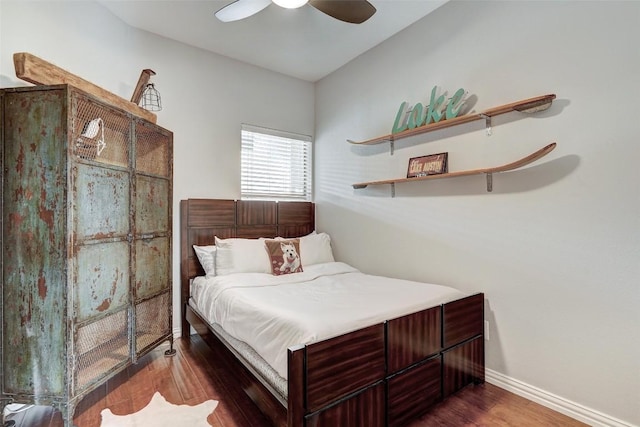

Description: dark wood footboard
[180,199,485,427]
[286,293,485,426]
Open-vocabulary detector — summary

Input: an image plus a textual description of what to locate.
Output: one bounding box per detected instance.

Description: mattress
[191,261,465,381]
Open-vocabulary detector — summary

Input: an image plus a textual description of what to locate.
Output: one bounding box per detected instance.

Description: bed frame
[180,198,485,427]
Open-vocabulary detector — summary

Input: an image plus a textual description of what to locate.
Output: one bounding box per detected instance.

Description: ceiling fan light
[273,0,308,9]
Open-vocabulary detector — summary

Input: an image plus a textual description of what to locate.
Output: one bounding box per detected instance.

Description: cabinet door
[75,241,130,320]
[135,175,170,235]
[135,291,171,355]
[73,163,131,321]
[74,164,130,240]
[134,237,170,299]
[132,120,172,357]
[72,92,130,168]
[134,120,172,178]
[134,120,171,237]
[75,309,129,392]
[71,98,133,393]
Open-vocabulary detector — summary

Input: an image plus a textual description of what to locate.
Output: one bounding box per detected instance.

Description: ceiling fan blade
[215,0,272,22]
[308,0,376,24]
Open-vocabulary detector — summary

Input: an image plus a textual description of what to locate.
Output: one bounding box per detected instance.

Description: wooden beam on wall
[131,69,156,104]
[13,52,157,123]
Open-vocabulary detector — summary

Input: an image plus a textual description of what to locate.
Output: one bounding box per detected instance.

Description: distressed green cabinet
[0,84,173,425]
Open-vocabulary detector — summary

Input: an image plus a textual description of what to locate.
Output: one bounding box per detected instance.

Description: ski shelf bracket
[480,113,492,136]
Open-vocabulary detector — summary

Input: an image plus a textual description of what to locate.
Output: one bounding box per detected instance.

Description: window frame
[240,123,313,202]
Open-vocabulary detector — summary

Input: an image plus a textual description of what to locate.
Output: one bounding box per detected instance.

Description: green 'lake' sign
[392,86,467,134]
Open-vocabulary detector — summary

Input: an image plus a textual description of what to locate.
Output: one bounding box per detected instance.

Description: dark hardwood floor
[3,335,588,427]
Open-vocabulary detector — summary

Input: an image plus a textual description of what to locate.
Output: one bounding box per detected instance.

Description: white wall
[315,1,639,426]
[0,0,314,351]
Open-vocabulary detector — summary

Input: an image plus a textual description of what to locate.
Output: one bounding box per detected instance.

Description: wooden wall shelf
[347,94,556,154]
[352,143,557,195]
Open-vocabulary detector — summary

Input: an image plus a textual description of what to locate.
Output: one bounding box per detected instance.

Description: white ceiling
[100,0,448,82]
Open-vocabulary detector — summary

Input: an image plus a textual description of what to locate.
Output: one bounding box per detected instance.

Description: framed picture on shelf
[407,152,448,178]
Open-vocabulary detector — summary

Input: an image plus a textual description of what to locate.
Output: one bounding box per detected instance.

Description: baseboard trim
[486,369,636,427]
[172,327,635,425]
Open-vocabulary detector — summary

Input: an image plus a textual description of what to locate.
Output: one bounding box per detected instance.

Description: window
[241,124,312,201]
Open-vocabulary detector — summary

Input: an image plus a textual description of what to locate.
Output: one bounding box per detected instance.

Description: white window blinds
[241,124,312,201]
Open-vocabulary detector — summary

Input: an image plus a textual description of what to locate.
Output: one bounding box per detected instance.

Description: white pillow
[300,232,335,266]
[193,245,217,277]
[214,236,271,276]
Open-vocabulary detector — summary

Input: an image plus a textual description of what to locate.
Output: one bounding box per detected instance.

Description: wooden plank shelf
[13,52,158,123]
[347,94,556,148]
[352,142,557,194]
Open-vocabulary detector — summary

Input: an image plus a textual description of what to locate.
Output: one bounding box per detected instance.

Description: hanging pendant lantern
[141,83,162,111]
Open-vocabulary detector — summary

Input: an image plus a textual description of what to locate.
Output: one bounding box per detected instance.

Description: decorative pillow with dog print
[264,239,303,275]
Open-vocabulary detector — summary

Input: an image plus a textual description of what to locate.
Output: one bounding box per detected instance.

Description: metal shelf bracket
[486,173,493,192]
[480,114,492,136]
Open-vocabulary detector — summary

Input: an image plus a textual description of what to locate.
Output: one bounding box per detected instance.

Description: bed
[180,198,484,427]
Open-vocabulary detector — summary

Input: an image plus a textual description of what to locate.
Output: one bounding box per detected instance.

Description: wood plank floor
[3,335,588,427]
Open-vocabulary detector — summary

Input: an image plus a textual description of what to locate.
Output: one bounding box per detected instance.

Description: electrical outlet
[484,320,490,341]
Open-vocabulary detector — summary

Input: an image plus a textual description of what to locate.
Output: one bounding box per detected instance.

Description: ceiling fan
[215,0,376,24]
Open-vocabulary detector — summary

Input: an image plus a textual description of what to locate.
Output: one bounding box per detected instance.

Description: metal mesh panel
[136,292,171,354]
[72,95,130,167]
[135,121,170,177]
[75,309,129,391]
[134,237,170,300]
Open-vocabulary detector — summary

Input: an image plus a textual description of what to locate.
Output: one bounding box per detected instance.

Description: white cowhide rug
[100,392,218,427]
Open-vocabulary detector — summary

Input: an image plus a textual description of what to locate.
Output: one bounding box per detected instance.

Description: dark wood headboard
[179,199,315,336]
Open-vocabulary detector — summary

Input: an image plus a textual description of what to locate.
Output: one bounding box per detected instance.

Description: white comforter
[191,262,465,379]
